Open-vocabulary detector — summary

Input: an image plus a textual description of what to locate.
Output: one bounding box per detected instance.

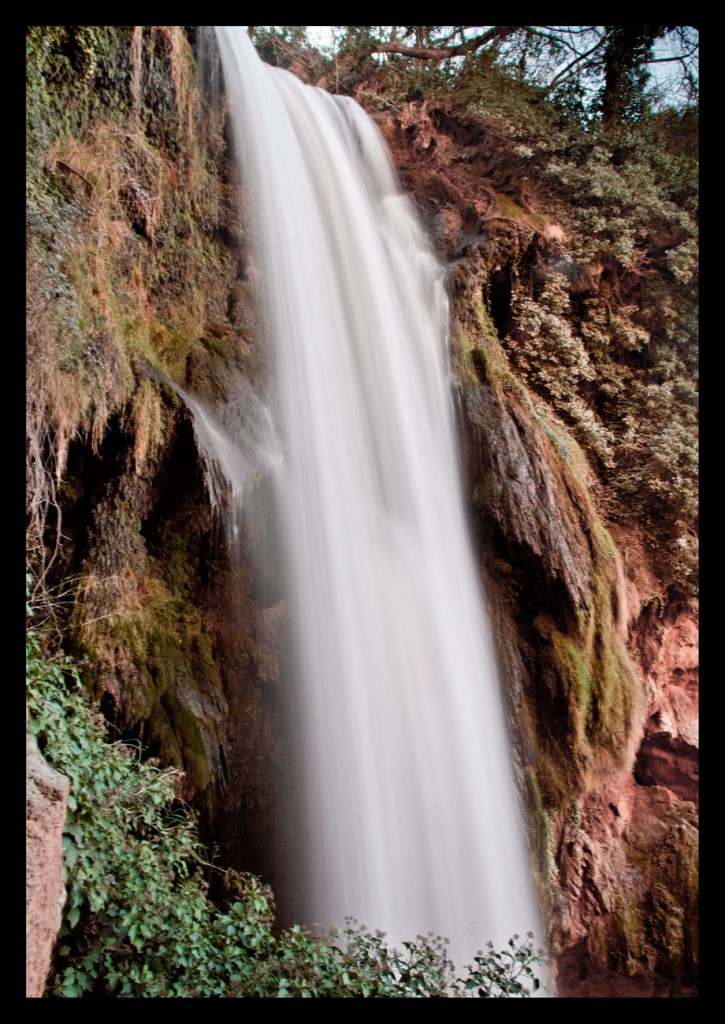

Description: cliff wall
[374,96,697,995]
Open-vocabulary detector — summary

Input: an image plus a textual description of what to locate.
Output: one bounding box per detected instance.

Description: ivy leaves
[27,621,546,998]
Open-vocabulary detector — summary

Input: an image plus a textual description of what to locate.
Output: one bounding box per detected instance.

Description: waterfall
[213,26,542,970]
[148,369,281,553]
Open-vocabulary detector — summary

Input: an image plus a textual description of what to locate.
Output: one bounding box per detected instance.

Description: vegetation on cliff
[26,25,257,810]
[27,587,544,997]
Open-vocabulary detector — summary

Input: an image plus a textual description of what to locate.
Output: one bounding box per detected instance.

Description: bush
[26,586,546,998]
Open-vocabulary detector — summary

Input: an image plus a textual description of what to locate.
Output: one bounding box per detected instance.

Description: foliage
[27,604,212,998]
[306,26,697,119]
[245,27,330,87]
[508,274,615,468]
[26,592,546,998]
[542,138,697,269]
[486,107,698,590]
[596,26,664,126]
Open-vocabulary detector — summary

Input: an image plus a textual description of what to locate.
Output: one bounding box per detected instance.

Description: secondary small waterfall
[213,26,541,969]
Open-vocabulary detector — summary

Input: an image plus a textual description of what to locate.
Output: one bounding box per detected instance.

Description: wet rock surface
[463,383,594,617]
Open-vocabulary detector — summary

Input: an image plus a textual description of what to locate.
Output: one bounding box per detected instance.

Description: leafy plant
[508,273,616,468]
[26,591,546,998]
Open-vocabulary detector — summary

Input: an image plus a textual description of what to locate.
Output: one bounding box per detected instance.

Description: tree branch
[544,35,609,92]
[647,49,698,64]
[361,26,519,61]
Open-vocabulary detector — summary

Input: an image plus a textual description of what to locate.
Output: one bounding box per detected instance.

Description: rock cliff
[372,96,698,995]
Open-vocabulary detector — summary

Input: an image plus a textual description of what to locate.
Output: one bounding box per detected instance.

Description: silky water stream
[200,25,543,977]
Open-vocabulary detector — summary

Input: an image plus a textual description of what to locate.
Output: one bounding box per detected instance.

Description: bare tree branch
[648,49,699,64]
[525,27,591,57]
[544,34,609,91]
[359,25,519,61]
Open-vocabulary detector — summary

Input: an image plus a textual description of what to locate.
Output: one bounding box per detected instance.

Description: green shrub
[26,588,546,998]
[508,274,616,468]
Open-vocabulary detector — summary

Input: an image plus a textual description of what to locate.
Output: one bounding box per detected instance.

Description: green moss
[74,545,222,798]
[185,333,240,404]
[27,25,245,572]
[452,321,478,385]
[592,520,619,560]
[121,581,217,792]
[530,723,585,811]
[161,690,211,791]
[491,193,530,223]
[155,528,198,599]
[585,531,643,752]
[453,304,516,400]
[449,255,517,398]
[550,631,593,738]
[520,643,587,815]
[527,795,573,936]
[529,515,642,781]
[146,699,185,768]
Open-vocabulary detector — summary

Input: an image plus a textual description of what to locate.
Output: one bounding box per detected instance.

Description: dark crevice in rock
[634,732,698,806]
[486,268,513,339]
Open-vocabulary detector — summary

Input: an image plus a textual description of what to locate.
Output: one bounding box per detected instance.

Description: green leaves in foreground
[26,621,546,997]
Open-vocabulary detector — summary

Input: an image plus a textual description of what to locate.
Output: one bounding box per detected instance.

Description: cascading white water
[214,26,542,969]
[152,371,280,552]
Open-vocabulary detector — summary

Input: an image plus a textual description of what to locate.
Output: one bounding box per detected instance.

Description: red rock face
[552,600,699,996]
[632,605,698,804]
[373,102,494,254]
[556,938,697,998]
[26,732,69,998]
